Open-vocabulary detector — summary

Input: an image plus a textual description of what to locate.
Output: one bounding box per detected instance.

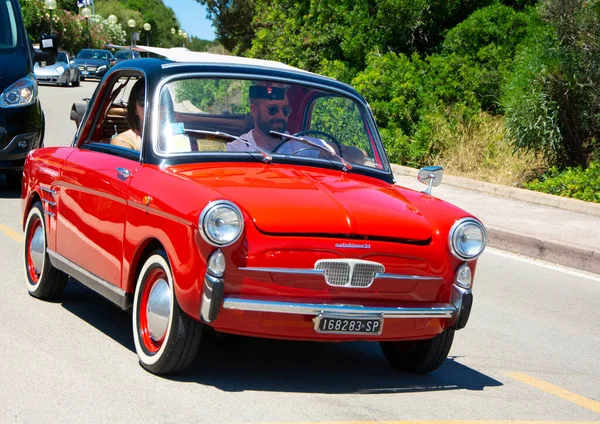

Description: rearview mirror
[34,34,58,66]
[417,166,444,195]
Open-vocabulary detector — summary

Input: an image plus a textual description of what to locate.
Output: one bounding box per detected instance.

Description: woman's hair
[127,78,145,135]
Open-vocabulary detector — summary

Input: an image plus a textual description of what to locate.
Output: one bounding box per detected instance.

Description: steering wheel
[271,130,342,155]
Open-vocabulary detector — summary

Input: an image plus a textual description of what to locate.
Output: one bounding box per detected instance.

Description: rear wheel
[24,202,68,299]
[133,251,202,375]
[380,329,455,373]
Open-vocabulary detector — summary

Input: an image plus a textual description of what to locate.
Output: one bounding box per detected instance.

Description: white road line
[485,248,600,282]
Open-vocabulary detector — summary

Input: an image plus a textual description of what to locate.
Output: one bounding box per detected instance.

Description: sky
[163,0,216,41]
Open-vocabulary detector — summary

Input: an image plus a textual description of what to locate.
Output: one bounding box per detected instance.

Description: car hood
[0,50,29,93]
[34,61,68,72]
[72,58,108,66]
[173,164,432,241]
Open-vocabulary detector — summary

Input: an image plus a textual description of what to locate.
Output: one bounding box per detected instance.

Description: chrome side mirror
[417,166,444,195]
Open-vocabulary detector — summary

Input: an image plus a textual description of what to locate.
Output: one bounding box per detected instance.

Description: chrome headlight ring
[199,200,244,247]
[449,217,487,261]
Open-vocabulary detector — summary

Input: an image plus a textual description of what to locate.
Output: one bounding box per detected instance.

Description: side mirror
[34,34,58,66]
[70,101,89,129]
[417,165,444,195]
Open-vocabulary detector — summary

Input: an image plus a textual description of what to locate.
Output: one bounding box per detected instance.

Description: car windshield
[0,0,21,51]
[155,77,387,171]
[77,50,108,60]
[115,51,130,59]
[57,52,68,62]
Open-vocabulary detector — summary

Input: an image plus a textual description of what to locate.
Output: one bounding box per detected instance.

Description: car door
[56,72,145,289]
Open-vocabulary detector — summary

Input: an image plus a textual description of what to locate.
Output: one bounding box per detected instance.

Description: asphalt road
[0,82,599,423]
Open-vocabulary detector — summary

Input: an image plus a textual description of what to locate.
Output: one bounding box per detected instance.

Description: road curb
[487,227,600,274]
[391,164,600,217]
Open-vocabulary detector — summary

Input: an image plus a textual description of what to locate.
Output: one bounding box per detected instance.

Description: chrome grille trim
[40,186,57,196]
[239,266,442,282]
[316,259,384,288]
[41,198,56,207]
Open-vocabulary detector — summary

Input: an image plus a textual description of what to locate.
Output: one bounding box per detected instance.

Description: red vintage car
[22,49,486,375]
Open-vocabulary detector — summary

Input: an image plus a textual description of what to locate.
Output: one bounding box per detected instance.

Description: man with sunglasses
[227,83,322,156]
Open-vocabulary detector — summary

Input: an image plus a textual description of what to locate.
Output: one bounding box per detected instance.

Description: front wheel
[380,329,455,373]
[72,73,80,87]
[24,202,68,299]
[133,251,202,375]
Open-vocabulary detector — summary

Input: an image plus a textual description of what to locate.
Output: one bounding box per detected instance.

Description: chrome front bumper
[200,277,473,329]
[222,297,457,319]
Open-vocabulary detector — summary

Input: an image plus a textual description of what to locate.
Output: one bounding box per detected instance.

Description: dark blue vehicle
[0,0,55,187]
[71,49,115,80]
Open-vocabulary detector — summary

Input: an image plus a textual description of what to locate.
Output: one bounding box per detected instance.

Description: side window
[310,96,376,166]
[86,75,145,156]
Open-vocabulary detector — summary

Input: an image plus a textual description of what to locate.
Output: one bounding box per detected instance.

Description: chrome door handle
[116,167,131,178]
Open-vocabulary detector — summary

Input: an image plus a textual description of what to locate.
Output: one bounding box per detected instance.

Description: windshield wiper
[183,129,272,163]
[269,131,353,171]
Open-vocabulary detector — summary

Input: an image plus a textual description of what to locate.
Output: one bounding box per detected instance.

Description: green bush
[500,25,564,164]
[524,162,600,203]
[441,3,533,111]
[502,0,600,169]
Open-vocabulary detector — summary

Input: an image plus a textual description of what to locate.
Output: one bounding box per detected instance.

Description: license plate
[82,71,88,76]
[314,314,383,335]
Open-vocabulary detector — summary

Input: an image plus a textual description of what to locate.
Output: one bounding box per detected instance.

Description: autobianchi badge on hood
[335,242,371,249]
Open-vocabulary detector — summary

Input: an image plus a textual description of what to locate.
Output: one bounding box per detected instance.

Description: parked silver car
[34,51,80,87]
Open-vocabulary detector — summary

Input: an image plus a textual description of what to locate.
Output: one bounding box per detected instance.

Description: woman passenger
[111,78,145,151]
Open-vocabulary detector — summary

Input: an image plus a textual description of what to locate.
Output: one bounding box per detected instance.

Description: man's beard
[257,117,287,136]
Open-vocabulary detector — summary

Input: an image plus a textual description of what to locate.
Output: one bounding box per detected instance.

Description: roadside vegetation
[18,0,600,201]
[19,0,220,54]
[198,0,599,201]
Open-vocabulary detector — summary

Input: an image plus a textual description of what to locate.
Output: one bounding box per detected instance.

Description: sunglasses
[136,97,145,107]
[266,105,292,117]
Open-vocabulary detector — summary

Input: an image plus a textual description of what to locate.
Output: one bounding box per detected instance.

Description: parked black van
[0,0,55,187]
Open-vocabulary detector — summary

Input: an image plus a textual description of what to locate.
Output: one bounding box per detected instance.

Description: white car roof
[132,45,314,76]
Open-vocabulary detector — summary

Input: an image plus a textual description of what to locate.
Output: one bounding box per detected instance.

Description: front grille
[78,65,98,72]
[315,259,384,288]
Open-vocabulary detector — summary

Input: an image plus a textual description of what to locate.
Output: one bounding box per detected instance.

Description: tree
[95,0,181,48]
[195,0,256,54]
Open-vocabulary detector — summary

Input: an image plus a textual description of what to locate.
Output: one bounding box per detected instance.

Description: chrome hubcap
[146,279,171,342]
[29,226,45,274]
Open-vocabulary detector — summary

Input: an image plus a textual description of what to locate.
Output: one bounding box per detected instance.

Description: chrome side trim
[240,267,324,276]
[376,273,443,281]
[40,186,57,197]
[47,250,131,310]
[223,296,456,319]
[128,202,193,226]
[239,266,443,281]
[41,198,56,207]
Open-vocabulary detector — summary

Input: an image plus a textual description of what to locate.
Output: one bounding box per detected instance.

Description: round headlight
[449,218,487,261]
[55,66,65,74]
[199,200,243,247]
